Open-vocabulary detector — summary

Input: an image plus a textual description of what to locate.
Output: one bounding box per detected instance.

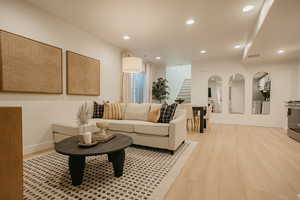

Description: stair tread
[176,78,192,102]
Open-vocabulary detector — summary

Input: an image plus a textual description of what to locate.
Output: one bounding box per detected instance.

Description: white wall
[166,65,191,103]
[0,0,122,154]
[192,60,299,128]
[152,65,166,81]
[297,60,300,99]
[208,80,222,113]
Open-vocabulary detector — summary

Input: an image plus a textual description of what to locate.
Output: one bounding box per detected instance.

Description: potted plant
[152,77,170,103]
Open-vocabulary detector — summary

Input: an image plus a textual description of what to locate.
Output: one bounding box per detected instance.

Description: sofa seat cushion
[90,119,169,136]
[90,119,135,132]
[134,121,169,136]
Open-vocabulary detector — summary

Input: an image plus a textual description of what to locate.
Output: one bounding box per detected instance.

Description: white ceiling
[26,0,300,65]
[247,0,300,63]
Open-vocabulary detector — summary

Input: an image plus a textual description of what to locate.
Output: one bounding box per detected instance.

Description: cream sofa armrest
[168,109,187,151]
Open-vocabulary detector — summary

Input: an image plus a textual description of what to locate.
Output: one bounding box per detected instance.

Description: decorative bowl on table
[95,122,115,142]
[78,139,99,147]
[93,132,115,143]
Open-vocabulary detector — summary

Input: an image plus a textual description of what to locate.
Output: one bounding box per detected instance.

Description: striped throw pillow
[103,103,122,120]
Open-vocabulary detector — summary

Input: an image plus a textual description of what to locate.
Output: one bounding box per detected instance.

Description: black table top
[55,134,133,157]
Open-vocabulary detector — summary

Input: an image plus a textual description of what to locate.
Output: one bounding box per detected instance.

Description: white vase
[80,132,92,144]
[78,124,92,144]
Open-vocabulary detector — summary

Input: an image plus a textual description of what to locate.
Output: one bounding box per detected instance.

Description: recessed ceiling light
[185,19,195,25]
[123,35,130,40]
[155,56,161,60]
[243,5,255,12]
[277,49,285,54]
[200,50,207,54]
[234,44,242,49]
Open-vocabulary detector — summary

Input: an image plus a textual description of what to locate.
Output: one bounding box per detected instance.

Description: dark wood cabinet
[0,107,23,200]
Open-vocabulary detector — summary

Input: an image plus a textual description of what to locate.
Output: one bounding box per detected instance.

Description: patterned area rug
[24,141,197,200]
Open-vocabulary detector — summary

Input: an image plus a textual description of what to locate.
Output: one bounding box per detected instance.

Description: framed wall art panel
[66,51,100,96]
[0,30,63,94]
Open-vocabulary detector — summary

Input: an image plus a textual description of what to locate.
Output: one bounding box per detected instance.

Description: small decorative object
[152,77,170,103]
[77,102,92,145]
[77,102,90,125]
[79,132,92,145]
[94,122,115,142]
[175,98,185,104]
[96,121,109,135]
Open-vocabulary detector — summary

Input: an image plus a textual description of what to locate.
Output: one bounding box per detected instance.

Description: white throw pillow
[124,103,150,121]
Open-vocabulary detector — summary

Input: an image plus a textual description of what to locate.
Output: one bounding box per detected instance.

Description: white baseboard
[23,141,54,155]
[211,119,283,128]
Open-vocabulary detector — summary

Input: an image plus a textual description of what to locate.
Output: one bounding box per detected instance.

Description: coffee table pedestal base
[111,150,125,177]
[69,156,86,186]
[68,150,125,186]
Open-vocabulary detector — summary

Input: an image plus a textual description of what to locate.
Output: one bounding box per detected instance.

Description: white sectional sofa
[90,103,187,153]
[53,103,187,153]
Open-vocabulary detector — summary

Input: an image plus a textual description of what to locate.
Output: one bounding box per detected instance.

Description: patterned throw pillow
[158,103,178,123]
[92,102,104,118]
[103,103,122,120]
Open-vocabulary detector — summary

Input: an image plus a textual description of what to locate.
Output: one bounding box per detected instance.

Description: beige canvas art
[66,51,100,96]
[0,30,62,94]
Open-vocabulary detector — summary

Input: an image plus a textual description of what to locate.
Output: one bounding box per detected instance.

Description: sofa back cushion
[158,103,178,123]
[103,103,123,120]
[124,103,150,121]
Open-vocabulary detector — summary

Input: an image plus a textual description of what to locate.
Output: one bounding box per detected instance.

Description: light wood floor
[23,124,300,200]
[164,124,300,200]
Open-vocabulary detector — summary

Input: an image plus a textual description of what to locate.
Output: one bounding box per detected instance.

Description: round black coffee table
[55,134,133,186]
